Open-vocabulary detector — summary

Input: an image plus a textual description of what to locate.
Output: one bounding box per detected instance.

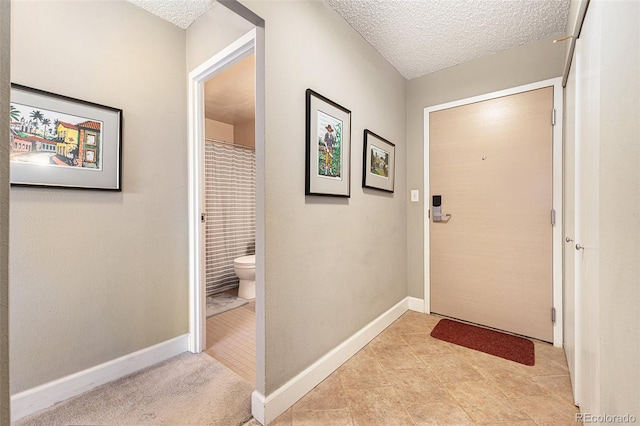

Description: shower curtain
[205,139,256,296]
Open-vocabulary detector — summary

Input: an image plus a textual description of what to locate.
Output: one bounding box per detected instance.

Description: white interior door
[573,3,601,413]
[563,46,577,401]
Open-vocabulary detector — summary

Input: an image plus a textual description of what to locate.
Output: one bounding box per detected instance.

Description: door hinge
[428,209,430,219]
[551,209,556,226]
[201,213,206,223]
[552,108,556,126]
[552,307,556,324]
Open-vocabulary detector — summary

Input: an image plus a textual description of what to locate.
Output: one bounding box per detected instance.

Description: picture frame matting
[9,84,122,190]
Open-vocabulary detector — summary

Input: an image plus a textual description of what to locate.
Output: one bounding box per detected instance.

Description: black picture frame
[362,129,395,193]
[9,84,122,191]
[305,89,351,197]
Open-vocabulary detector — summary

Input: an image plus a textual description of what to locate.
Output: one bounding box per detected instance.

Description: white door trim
[187,29,257,353]
[423,78,564,347]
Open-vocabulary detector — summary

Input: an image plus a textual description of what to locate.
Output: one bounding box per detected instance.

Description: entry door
[430,87,554,342]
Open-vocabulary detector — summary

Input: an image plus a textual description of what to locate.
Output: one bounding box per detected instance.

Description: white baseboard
[11,334,189,421]
[408,297,425,313]
[251,297,409,425]
[251,390,266,425]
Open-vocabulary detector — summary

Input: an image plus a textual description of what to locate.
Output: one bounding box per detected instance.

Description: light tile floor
[271,311,579,425]
[205,296,256,387]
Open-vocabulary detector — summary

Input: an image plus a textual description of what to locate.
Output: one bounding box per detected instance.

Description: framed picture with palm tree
[9,84,122,190]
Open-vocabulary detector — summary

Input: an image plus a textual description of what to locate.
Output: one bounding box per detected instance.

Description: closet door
[573,1,601,412]
[563,46,578,403]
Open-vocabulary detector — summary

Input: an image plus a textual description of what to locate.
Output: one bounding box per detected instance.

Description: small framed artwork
[305,89,351,197]
[362,129,395,193]
[9,84,122,190]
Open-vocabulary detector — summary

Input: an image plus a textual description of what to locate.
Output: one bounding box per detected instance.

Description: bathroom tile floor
[205,292,256,387]
[271,311,580,425]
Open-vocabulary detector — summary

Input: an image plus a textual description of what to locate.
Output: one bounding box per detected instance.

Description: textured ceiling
[127,0,570,122]
[128,0,570,80]
[126,0,215,29]
[204,54,255,125]
[326,0,570,79]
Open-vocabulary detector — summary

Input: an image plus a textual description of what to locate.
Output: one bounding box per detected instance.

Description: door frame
[187,29,261,353]
[423,78,564,347]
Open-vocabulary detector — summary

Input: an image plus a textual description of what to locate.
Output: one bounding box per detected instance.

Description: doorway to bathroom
[201,51,256,386]
[187,28,265,392]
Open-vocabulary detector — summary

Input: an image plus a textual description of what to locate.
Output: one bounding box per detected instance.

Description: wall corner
[0,0,11,422]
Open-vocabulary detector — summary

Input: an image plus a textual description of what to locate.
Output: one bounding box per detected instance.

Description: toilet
[234,254,255,300]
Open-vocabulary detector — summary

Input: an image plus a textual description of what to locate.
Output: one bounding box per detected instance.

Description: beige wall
[1,0,10,421]
[234,118,255,148]
[597,0,639,416]
[205,118,234,143]
[10,0,188,393]
[406,34,566,298]
[242,0,407,394]
[186,2,255,73]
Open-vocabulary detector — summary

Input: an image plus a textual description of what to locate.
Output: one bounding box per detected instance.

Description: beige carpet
[14,353,254,426]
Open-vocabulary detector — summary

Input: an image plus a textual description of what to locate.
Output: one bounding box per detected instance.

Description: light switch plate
[411,190,419,202]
